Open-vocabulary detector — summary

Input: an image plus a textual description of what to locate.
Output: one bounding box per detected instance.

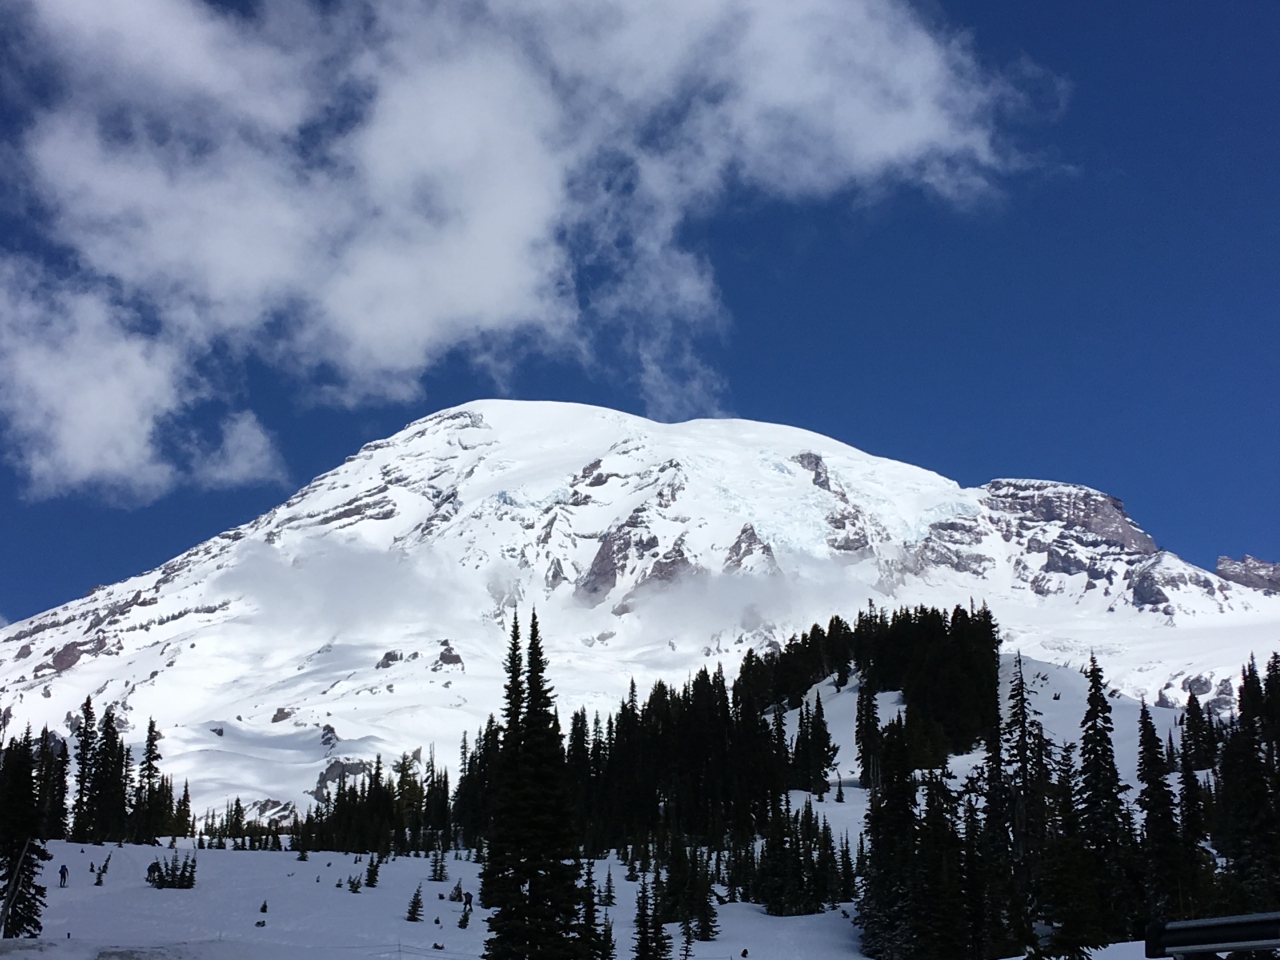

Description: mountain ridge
[1,398,1276,810]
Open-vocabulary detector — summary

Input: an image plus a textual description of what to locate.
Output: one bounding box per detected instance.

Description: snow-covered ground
[3,398,1271,814]
[5,650,1167,960]
[10,839,1147,960]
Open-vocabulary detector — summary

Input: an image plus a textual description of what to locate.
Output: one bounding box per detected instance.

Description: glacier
[0,398,1276,812]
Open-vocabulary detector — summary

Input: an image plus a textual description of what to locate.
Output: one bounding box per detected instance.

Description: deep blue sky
[1,2,1277,623]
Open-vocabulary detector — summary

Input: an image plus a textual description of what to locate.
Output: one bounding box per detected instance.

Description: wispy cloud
[0,0,1020,499]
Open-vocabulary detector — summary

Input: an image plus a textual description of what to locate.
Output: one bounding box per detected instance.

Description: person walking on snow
[59,864,68,888]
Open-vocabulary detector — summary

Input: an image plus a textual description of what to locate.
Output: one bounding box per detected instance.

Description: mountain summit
[2,399,1276,810]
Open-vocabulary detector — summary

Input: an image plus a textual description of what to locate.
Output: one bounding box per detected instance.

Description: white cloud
[192,411,288,491]
[0,0,1020,499]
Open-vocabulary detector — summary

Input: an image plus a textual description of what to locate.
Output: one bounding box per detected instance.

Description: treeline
[0,697,197,939]
[451,627,855,928]
[739,604,1001,769]
[70,698,193,843]
[854,651,1280,960]
[0,728,60,937]
[288,752,452,856]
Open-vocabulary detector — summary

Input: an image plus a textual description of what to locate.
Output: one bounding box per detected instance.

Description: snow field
[15,839,1150,959]
[31,841,857,960]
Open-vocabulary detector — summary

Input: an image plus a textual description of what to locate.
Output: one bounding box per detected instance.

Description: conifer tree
[1077,656,1133,940]
[1136,702,1180,919]
[649,870,672,960]
[1000,653,1050,952]
[0,731,52,938]
[70,697,97,842]
[169,780,189,838]
[407,884,425,922]
[1214,692,1280,911]
[601,865,616,907]
[33,730,67,841]
[581,860,602,959]
[632,873,655,960]
[1176,724,1215,915]
[601,917,616,960]
[855,683,881,789]
[1036,743,1103,959]
[480,614,524,912]
[807,692,838,797]
[1181,692,1214,771]
[855,718,916,959]
[909,770,965,960]
[134,719,164,841]
[483,613,585,960]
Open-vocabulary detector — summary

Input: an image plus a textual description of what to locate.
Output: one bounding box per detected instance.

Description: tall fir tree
[1077,656,1134,940]
[483,613,585,960]
[0,730,52,938]
[909,770,966,960]
[33,730,67,841]
[1035,742,1103,960]
[70,697,96,842]
[855,718,916,960]
[1000,653,1050,953]
[1135,702,1181,919]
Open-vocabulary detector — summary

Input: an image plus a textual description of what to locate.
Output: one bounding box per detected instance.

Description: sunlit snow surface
[2,653,1167,959]
[2,841,1149,959]
[0,399,1276,811]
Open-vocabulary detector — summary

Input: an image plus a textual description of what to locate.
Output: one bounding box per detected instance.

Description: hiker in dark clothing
[59,865,68,888]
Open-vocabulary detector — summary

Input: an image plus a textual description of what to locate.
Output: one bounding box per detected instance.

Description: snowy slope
[17,650,1159,960]
[0,399,1276,811]
[11,839,1145,960]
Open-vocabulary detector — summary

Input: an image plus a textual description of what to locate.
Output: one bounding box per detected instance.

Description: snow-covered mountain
[2,399,1277,812]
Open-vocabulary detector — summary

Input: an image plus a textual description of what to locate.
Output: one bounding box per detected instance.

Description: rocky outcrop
[724,524,778,574]
[983,479,1157,554]
[1216,555,1280,593]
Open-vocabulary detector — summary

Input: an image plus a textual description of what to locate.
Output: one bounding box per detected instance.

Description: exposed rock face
[0,398,1275,811]
[983,479,1157,554]
[1216,555,1280,593]
[724,524,778,574]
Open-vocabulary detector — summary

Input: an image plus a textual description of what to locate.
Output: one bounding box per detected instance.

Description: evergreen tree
[407,884,425,922]
[601,917,616,960]
[855,718,916,959]
[1136,702,1180,919]
[1077,656,1134,940]
[909,770,965,960]
[1181,692,1214,771]
[601,865,616,907]
[632,873,655,960]
[807,692,838,797]
[649,871,672,960]
[581,860,603,960]
[1036,743,1103,959]
[483,613,585,960]
[0,731,52,938]
[33,730,67,841]
[1214,693,1280,912]
[1176,725,1215,916]
[70,697,97,842]
[173,781,192,838]
[89,708,130,842]
[1000,653,1050,953]
[480,615,524,910]
[855,683,881,789]
[134,718,164,841]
